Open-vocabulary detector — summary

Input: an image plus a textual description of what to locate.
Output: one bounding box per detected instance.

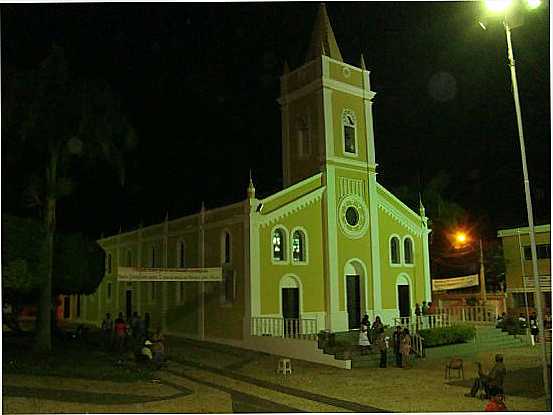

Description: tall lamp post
[480,0,550,409]
[454,231,486,303]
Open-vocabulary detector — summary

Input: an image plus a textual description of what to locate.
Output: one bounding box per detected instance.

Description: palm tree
[3,45,137,352]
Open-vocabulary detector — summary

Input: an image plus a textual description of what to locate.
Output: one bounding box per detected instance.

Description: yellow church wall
[258,198,325,316]
[331,91,368,162]
[377,184,421,224]
[203,221,245,341]
[262,174,323,214]
[328,60,364,88]
[377,208,425,310]
[283,58,321,94]
[285,92,326,185]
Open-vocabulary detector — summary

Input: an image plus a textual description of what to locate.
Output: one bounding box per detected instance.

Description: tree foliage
[2,214,105,301]
[3,44,136,351]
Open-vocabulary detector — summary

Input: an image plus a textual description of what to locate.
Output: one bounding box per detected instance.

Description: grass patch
[3,331,156,383]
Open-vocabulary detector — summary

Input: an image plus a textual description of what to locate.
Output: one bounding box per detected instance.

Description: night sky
[2,2,550,241]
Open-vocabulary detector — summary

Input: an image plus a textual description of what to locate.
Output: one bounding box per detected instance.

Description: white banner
[432,274,479,291]
[117,266,222,282]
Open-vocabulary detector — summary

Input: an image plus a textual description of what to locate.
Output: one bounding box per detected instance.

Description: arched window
[221,231,231,264]
[342,109,357,154]
[296,117,311,158]
[404,237,414,264]
[151,246,156,268]
[177,240,186,268]
[272,228,286,261]
[107,254,112,274]
[292,230,306,262]
[390,236,400,264]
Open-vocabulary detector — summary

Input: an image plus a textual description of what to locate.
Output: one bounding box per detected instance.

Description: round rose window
[338,195,369,239]
[345,206,359,226]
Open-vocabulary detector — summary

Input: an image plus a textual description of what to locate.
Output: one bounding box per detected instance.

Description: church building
[75,4,432,367]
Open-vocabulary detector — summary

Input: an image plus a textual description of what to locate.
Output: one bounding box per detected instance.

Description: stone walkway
[3,336,549,413]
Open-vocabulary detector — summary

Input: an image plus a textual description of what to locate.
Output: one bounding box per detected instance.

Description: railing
[251,317,318,340]
[394,314,451,332]
[522,275,552,289]
[437,306,497,324]
[411,332,425,357]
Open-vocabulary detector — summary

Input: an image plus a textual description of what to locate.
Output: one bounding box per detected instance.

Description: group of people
[414,301,436,329]
[465,354,508,411]
[358,315,413,368]
[101,311,166,368]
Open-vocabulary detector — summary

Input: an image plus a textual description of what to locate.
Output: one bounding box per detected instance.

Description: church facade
[75,5,431,363]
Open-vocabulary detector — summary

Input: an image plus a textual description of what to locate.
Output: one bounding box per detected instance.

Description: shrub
[419,324,476,348]
[497,316,527,335]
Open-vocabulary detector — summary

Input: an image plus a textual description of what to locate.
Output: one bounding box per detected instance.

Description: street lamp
[479,0,550,410]
[453,231,487,303]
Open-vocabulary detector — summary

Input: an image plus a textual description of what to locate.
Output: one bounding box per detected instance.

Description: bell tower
[278,2,378,188]
[279,3,383,330]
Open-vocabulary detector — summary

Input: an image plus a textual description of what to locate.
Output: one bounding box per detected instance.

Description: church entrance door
[398,285,410,317]
[125,290,132,319]
[282,287,299,337]
[346,275,361,329]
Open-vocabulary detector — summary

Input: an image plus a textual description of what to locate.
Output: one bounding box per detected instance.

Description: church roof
[305,3,343,63]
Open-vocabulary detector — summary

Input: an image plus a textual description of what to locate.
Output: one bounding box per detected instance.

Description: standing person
[371,315,383,342]
[114,312,128,355]
[400,328,412,368]
[427,301,436,328]
[144,312,151,338]
[414,303,422,331]
[484,387,508,412]
[358,315,371,355]
[152,328,166,367]
[529,313,539,346]
[375,328,388,368]
[393,326,403,367]
[130,311,143,347]
[101,313,114,350]
[422,301,429,329]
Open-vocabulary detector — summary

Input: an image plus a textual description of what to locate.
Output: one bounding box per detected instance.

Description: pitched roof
[305,3,343,63]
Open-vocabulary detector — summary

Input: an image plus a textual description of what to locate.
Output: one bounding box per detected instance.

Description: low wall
[167,331,351,369]
[243,335,351,369]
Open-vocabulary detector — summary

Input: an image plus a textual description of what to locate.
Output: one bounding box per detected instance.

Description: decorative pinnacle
[283,60,290,74]
[247,169,256,199]
[360,53,366,70]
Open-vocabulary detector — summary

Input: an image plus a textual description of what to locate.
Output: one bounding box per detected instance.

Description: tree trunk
[34,152,58,353]
[34,198,55,353]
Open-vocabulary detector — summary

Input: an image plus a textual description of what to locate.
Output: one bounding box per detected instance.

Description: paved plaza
[2,333,550,413]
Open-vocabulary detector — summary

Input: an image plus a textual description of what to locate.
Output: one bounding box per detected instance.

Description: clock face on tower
[338,195,369,239]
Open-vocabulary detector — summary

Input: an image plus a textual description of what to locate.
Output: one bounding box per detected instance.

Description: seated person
[484,387,508,411]
[136,340,153,364]
[466,354,506,398]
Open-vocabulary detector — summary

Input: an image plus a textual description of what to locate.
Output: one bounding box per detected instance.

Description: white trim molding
[402,235,415,267]
[396,273,414,315]
[389,234,402,267]
[259,187,326,227]
[290,226,309,265]
[270,225,289,265]
[278,273,304,318]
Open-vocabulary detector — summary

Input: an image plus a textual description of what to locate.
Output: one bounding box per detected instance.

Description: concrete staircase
[319,329,405,368]
[424,325,527,360]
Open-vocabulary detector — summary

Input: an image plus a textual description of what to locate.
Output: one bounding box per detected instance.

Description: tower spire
[360,53,367,70]
[305,3,343,63]
[247,169,256,199]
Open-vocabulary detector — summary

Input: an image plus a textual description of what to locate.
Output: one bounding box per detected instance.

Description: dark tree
[3,45,136,352]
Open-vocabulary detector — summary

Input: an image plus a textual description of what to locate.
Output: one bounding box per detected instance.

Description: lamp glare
[485,0,513,13]
[527,0,541,9]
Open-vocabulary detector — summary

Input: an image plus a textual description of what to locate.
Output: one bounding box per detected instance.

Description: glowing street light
[484,0,513,13]
[479,0,550,409]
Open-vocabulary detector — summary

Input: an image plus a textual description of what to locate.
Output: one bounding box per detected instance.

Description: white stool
[277,358,292,375]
